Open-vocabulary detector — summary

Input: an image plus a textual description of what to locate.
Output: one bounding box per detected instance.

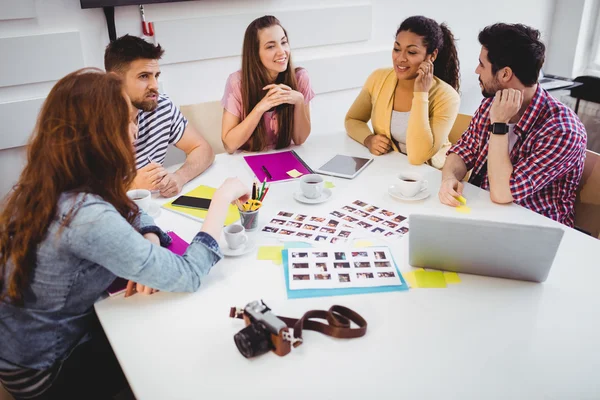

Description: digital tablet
[314,154,374,179]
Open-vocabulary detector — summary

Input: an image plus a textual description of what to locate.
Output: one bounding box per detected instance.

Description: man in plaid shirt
[439,23,587,227]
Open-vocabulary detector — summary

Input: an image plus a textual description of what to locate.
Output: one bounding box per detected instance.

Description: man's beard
[133,91,159,112]
[480,77,501,98]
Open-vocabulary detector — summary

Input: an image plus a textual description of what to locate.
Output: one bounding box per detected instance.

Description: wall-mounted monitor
[80,0,194,9]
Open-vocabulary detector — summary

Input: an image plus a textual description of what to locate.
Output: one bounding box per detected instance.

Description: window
[584,0,600,76]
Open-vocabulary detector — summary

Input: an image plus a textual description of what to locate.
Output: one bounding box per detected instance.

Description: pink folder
[243,150,313,182]
[106,231,189,296]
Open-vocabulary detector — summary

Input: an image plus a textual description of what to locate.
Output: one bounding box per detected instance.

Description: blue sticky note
[283,241,313,249]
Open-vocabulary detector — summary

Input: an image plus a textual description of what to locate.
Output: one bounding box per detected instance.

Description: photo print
[286,246,403,291]
[327,200,410,241]
[263,211,356,243]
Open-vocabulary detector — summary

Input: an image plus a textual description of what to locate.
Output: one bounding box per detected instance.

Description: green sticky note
[403,271,418,288]
[444,271,461,284]
[287,169,303,178]
[257,246,284,265]
[283,242,313,249]
[414,270,447,288]
[353,240,373,248]
[324,181,335,189]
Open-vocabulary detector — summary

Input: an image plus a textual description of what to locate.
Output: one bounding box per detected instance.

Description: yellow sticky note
[444,271,461,284]
[353,240,374,248]
[286,169,303,178]
[163,185,239,225]
[324,181,335,189]
[455,195,467,205]
[456,205,471,214]
[414,270,447,288]
[403,271,418,288]
[257,246,284,265]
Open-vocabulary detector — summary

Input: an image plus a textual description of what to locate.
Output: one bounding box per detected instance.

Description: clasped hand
[256,83,304,114]
[132,162,184,197]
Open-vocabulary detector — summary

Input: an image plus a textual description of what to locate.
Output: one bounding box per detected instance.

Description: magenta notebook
[243,150,313,182]
[106,231,190,296]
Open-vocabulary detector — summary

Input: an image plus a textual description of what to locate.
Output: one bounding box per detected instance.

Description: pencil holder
[239,209,259,232]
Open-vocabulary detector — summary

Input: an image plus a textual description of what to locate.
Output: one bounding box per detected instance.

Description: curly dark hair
[397,16,460,92]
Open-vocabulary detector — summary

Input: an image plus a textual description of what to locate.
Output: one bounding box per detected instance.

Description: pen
[260,178,266,200]
[262,165,272,181]
[235,199,244,211]
[252,181,257,200]
[260,185,269,202]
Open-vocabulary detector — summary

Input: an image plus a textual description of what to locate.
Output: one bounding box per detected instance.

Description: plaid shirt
[449,85,587,227]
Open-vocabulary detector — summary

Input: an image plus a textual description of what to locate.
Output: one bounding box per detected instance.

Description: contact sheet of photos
[287,247,402,290]
[328,200,410,240]
[262,211,356,243]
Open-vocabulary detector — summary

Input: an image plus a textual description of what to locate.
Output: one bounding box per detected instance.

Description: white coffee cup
[394,172,428,197]
[127,189,151,212]
[224,224,248,250]
[300,174,324,199]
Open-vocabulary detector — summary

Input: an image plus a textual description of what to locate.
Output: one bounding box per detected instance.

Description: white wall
[0,0,554,198]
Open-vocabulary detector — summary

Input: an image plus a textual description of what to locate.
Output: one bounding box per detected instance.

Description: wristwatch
[489,122,509,135]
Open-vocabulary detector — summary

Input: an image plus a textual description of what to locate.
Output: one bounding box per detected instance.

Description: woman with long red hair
[0,68,249,399]
[221,15,315,153]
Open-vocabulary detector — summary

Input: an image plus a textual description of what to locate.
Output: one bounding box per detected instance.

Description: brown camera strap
[277,305,367,346]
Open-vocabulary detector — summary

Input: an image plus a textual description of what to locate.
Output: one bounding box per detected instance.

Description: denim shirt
[0,192,222,370]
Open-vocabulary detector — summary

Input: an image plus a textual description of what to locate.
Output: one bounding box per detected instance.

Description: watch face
[491,123,509,134]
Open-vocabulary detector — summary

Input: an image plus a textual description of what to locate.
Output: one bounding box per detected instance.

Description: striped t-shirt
[134,94,187,169]
[0,363,60,399]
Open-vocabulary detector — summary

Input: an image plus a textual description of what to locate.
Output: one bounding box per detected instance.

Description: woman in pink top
[221,15,315,153]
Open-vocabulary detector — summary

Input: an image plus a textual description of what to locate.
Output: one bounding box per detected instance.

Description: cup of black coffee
[126,189,151,211]
[300,174,324,199]
[394,173,427,197]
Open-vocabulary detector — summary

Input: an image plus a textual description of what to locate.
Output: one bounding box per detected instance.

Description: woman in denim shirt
[0,68,250,399]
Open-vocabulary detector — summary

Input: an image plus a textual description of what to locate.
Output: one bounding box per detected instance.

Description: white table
[95,134,600,400]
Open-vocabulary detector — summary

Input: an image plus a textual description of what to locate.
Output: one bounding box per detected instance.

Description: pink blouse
[221,68,315,149]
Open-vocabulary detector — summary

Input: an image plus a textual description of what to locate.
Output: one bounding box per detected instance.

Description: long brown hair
[241,15,298,152]
[0,68,138,305]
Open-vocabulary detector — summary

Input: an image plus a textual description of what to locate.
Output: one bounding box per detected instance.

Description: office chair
[570,75,600,115]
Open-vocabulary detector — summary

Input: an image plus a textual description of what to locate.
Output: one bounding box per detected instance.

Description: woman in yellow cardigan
[346,16,460,169]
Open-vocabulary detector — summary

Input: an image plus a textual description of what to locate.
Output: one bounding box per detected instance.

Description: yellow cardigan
[345,68,460,169]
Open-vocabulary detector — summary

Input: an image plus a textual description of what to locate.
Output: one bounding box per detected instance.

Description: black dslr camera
[230,300,294,358]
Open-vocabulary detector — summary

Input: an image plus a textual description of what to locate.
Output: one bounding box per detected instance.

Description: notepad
[244,150,313,183]
[162,185,240,226]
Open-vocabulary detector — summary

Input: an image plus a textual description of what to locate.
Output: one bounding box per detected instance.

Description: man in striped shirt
[105,35,215,197]
[439,23,587,227]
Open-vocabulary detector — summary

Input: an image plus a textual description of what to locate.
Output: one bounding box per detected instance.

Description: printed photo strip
[262,211,356,243]
[287,247,404,290]
[328,200,410,240]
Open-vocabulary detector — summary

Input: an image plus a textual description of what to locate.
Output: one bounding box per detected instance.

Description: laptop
[408,215,564,282]
[538,70,575,91]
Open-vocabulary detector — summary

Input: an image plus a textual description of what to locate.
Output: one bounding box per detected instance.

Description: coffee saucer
[221,239,257,257]
[388,185,430,201]
[293,188,333,204]
[146,202,161,218]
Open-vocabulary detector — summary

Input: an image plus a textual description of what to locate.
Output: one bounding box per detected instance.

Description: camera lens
[234,322,273,358]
